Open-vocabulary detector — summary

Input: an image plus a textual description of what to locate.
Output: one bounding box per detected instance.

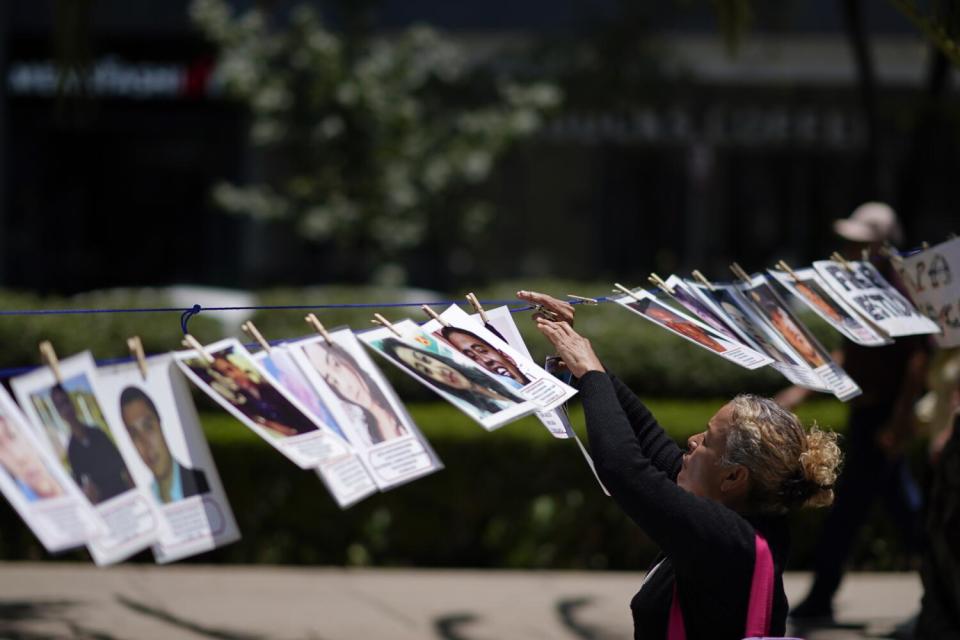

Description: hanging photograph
[97,356,241,563]
[289,328,443,490]
[613,289,772,370]
[359,320,537,431]
[814,259,941,337]
[739,275,861,401]
[254,346,349,443]
[426,304,577,412]
[478,305,608,495]
[0,385,100,553]
[686,282,833,392]
[898,236,960,347]
[664,275,745,343]
[11,352,160,565]
[768,267,890,346]
[174,338,374,507]
[475,305,576,439]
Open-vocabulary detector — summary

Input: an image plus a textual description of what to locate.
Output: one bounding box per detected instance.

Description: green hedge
[2,397,918,572]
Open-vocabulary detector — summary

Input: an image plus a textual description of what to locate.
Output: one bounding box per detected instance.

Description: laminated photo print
[174,338,374,508]
[475,305,576,439]
[97,356,241,563]
[664,275,745,344]
[813,259,940,337]
[425,304,578,412]
[613,289,772,370]
[11,352,161,565]
[768,267,891,347]
[359,320,537,431]
[685,282,832,392]
[288,328,443,490]
[738,275,861,401]
[0,385,100,553]
[253,344,379,506]
[899,236,960,347]
[478,305,609,496]
[254,347,348,442]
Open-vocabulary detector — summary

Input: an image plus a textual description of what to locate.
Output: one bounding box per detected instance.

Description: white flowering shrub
[190,0,560,281]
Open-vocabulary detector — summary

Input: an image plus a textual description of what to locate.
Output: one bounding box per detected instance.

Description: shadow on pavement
[0,599,115,640]
[557,596,628,640]
[434,612,480,640]
[116,595,269,640]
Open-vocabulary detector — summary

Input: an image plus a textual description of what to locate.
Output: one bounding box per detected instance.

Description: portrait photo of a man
[49,383,134,505]
[119,386,209,504]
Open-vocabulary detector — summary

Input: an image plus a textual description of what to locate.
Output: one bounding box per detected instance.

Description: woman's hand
[534,317,604,378]
[517,291,575,326]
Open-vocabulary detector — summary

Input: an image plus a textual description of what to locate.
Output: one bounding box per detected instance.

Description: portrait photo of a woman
[371,336,527,420]
[301,340,408,447]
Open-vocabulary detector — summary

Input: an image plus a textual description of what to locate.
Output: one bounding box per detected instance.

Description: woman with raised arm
[517,290,843,640]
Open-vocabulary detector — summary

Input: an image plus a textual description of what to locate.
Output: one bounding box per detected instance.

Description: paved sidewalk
[0,563,921,639]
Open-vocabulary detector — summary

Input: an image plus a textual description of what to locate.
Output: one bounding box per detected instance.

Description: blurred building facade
[1,1,958,293]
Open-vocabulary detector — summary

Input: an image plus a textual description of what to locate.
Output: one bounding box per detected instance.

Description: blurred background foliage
[189,0,561,285]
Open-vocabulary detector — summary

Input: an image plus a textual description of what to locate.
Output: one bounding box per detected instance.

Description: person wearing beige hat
[783,202,931,626]
[833,201,904,247]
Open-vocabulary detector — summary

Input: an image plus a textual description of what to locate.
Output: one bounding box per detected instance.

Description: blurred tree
[889,0,960,67]
[189,0,560,285]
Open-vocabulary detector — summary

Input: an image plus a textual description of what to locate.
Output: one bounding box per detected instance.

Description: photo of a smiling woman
[302,341,407,447]
[375,337,526,417]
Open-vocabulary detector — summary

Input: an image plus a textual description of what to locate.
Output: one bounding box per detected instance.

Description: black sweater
[578,371,789,640]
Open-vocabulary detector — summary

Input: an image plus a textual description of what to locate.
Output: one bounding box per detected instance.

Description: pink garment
[666,533,774,640]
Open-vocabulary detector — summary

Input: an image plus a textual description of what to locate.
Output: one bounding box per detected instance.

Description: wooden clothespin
[729,262,753,285]
[371,313,403,338]
[922,241,930,250]
[465,292,490,325]
[691,270,716,291]
[534,305,562,322]
[39,341,63,385]
[775,260,800,282]
[421,304,450,327]
[566,294,598,305]
[241,321,272,354]
[647,273,675,296]
[613,283,643,302]
[878,242,904,265]
[830,251,854,272]
[127,336,149,380]
[182,334,214,363]
[305,313,334,344]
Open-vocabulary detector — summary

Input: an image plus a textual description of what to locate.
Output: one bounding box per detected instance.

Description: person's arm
[578,370,751,570]
[519,289,679,477]
[877,347,929,458]
[929,388,959,465]
[534,317,751,567]
[605,373,683,478]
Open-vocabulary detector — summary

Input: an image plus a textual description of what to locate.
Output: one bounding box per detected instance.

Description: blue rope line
[0,295,619,379]
[0,298,591,319]
[180,304,203,335]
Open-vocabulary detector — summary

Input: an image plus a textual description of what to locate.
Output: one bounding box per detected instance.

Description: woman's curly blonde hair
[721,394,843,514]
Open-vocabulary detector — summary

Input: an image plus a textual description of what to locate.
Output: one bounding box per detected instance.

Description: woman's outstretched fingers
[517,290,575,325]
